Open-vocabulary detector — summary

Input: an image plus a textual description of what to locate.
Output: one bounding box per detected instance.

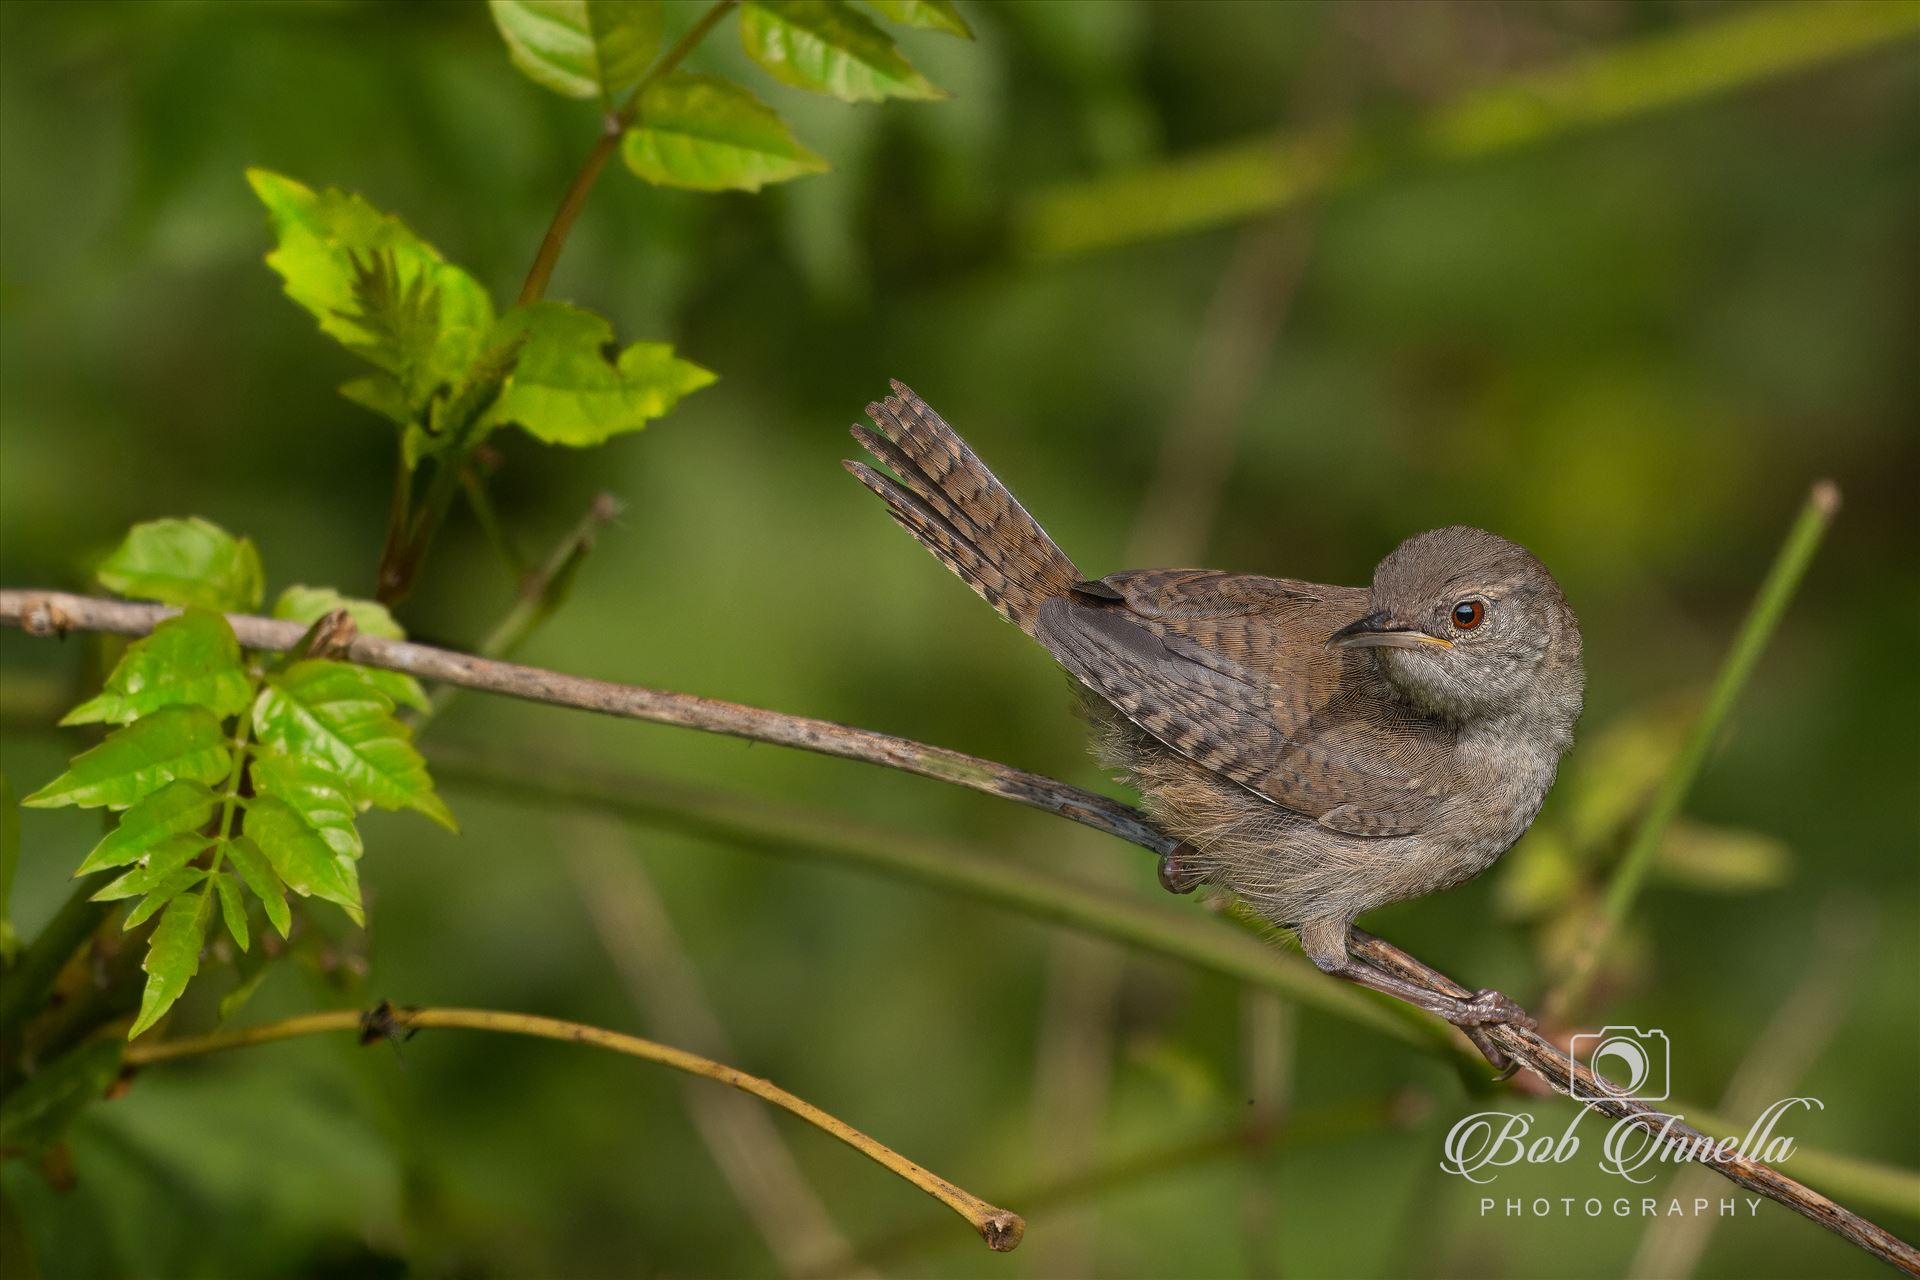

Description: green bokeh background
[2,2,1916,1277]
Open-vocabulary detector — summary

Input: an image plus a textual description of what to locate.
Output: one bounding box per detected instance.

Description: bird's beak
[1325,611,1454,651]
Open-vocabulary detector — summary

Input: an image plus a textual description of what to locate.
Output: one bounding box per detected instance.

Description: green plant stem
[461,468,530,580]
[1549,481,1840,1021]
[1019,1,1920,257]
[122,1002,1025,1253]
[427,746,1451,1055]
[0,878,108,1049]
[516,0,741,305]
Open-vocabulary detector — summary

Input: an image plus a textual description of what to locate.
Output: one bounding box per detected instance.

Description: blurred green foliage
[1,2,1916,1277]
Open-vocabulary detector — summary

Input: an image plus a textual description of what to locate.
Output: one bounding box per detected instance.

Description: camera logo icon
[1569,1026,1671,1101]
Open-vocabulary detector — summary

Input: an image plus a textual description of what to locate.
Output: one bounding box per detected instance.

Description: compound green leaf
[23,706,231,811]
[223,835,291,939]
[251,752,363,861]
[741,1,945,102]
[623,73,829,191]
[254,661,452,828]
[272,585,407,639]
[96,518,264,613]
[61,609,254,727]
[481,303,714,447]
[0,1039,123,1156]
[244,796,363,925]
[490,0,663,106]
[247,169,495,417]
[865,0,970,37]
[75,780,219,875]
[122,866,208,930]
[92,834,210,902]
[212,871,250,952]
[130,890,209,1038]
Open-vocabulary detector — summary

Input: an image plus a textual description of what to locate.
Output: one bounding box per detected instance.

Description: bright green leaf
[224,835,291,939]
[254,661,453,828]
[244,796,364,925]
[865,0,970,37]
[122,867,208,930]
[271,585,407,639]
[741,0,945,102]
[23,706,231,811]
[212,871,250,952]
[481,302,714,447]
[339,373,413,427]
[623,73,829,192]
[96,518,264,613]
[130,890,209,1038]
[61,610,254,727]
[0,1040,123,1155]
[490,0,663,106]
[92,834,209,902]
[251,753,363,861]
[247,169,495,417]
[74,780,219,875]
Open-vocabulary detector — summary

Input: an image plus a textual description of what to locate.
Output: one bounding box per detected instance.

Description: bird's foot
[1157,843,1209,895]
[1451,988,1536,1030]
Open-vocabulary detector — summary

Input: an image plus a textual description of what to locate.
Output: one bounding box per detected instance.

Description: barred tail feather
[844,381,1078,635]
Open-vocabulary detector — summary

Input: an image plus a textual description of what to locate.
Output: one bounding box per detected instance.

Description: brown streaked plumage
[845,382,1585,1060]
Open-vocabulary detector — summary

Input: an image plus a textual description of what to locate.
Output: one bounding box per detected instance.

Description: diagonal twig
[3,586,1914,1272]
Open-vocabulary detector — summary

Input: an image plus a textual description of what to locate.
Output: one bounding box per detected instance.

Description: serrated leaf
[0,1040,124,1156]
[224,835,291,938]
[23,707,231,811]
[490,0,663,106]
[212,871,250,952]
[244,796,363,925]
[480,302,714,447]
[251,753,363,861]
[866,0,970,37]
[741,1,945,102]
[96,518,264,613]
[92,834,210,902]
[74,780,219,875]
[254,661,453,828]
[247,169,495,418]
[274,585,409,651]
[61,610,254,727]
[122,867,208,930]
[130,890,209,1037]
[623,73,829,192]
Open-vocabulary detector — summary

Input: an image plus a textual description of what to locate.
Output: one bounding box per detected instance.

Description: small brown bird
[845,382,1584,1047]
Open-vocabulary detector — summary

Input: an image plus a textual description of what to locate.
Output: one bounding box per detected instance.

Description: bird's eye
[1451,599,1486,630]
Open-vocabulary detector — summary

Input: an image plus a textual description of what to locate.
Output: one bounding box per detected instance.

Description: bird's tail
[845,381,1078,637]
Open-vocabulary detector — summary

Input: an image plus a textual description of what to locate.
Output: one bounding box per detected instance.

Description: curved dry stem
[123,1002,1024,1253]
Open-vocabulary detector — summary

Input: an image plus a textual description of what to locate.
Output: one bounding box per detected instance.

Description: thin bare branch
[4,587,1915,1270]
[122,1001,1024,1253]
[0,589,1168,856]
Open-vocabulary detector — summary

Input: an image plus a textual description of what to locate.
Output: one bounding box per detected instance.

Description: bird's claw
[1157,844,1209,895]
[1457,987,1535,1029]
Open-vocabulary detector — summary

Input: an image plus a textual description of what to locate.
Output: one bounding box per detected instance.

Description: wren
[845,382,1583,1053]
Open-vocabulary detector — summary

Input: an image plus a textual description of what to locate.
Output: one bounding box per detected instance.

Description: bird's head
[1328,526,1584,738]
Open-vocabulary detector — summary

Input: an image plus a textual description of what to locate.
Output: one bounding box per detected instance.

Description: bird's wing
[1034,570,1456,837]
